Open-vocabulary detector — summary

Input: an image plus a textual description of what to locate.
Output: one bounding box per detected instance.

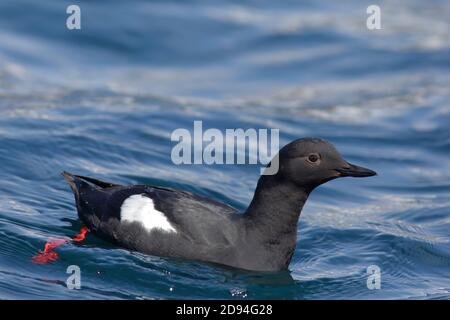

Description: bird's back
[63,172,245,265]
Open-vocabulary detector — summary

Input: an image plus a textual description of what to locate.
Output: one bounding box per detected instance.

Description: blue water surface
[0,0,450,299]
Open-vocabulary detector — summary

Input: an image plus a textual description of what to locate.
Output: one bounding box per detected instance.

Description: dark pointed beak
[336,162,377,178]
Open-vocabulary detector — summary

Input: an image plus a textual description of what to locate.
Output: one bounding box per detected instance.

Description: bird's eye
[307,154,319,163]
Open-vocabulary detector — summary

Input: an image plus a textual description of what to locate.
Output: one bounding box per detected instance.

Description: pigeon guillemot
[63,138,376,271]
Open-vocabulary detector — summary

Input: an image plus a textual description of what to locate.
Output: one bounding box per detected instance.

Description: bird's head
[270,138,376,191]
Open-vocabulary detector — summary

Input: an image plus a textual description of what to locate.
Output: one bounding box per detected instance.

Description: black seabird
[63,138,376,271]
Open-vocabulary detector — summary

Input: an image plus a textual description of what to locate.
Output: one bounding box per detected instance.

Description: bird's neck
[244,175,310,238]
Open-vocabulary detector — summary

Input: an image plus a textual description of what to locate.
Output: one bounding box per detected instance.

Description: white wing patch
[120,194,177,233]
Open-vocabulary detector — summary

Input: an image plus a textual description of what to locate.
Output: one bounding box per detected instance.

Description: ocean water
[1,0,450,299]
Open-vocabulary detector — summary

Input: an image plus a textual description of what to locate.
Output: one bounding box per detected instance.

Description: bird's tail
[62,171,111,231]
[62,171,81,199]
